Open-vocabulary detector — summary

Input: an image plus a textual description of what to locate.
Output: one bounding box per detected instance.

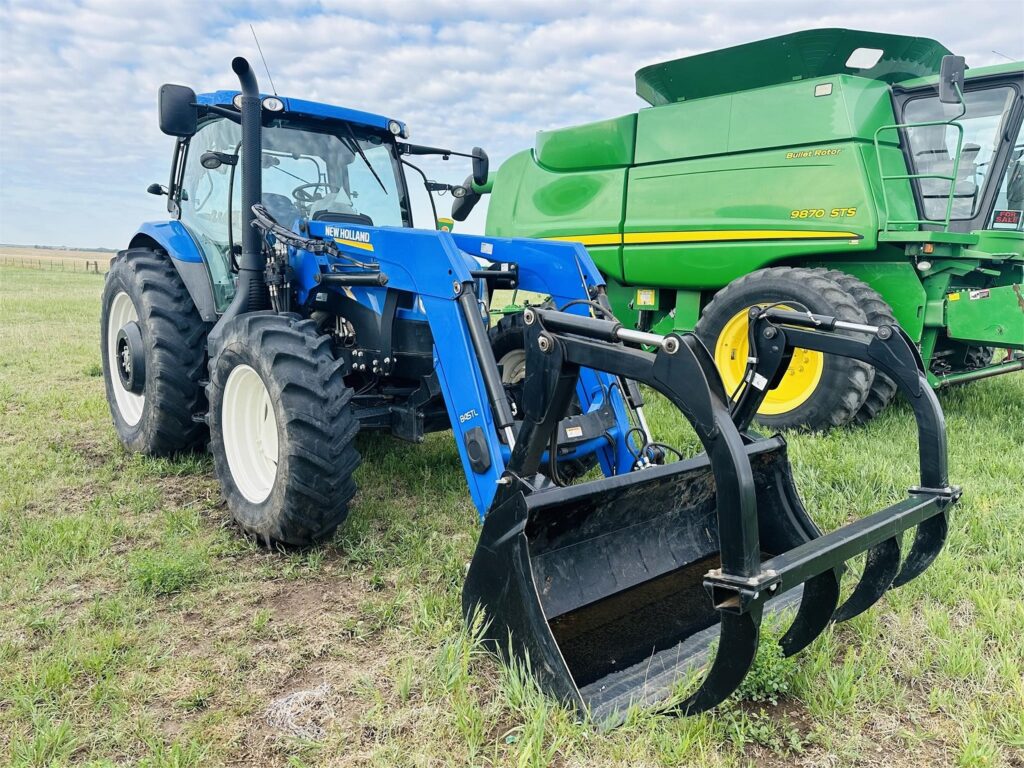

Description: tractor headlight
[262,96,284,112]
[387,120,403,136]
[232,93,244,110]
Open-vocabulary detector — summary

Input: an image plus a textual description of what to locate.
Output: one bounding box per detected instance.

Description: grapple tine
[833,536,901,623]
[663,611,761,716]
[779,570,840,656]
[891,512,949,588]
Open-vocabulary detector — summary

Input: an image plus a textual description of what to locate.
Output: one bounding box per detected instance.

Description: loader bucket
[465,437,815,723]
[463,307,958,724]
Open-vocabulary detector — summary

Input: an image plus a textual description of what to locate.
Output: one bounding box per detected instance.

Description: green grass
[1,265,1022,767]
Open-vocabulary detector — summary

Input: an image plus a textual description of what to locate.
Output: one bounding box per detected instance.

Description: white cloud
[0,0,1021,246]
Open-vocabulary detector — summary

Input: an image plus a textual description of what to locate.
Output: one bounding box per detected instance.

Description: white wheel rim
[107,291,145,426]
[222,364,279,504]
[498,349,527,385]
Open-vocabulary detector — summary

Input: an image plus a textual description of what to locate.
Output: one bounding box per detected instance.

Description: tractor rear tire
[207,313,360,547]
[100,247,209,455]
[823,270,899,424]
[490,311,597,482]
[695,267,874,432]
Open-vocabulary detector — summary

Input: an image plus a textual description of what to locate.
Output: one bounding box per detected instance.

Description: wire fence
[0,255,109,274]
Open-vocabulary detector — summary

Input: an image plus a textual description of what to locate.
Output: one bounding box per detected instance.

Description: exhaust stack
[214,57,268,333]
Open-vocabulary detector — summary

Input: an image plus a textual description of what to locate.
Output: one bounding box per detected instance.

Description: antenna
[991,50,1015,62]
[250,24,278,95]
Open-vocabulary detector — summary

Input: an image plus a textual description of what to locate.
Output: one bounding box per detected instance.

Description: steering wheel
[292,182,343,203]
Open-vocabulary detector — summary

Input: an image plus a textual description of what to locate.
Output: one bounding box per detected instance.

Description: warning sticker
[969,289,991,301]
[635,288,657,307]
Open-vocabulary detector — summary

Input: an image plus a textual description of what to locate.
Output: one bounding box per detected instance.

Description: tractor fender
[129,221,219,323]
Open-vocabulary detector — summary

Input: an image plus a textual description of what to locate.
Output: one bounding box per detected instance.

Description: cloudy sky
[0,0,1022,248]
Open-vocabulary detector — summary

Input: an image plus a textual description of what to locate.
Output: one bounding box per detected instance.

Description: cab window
[179,118,240,309]
[903,86,1017,221]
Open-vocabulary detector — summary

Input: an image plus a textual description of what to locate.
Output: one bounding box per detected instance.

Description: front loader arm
[304,221,633,516]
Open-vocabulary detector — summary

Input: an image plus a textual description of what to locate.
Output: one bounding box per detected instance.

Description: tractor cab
[158,92,411,311]
[153,90,478,312]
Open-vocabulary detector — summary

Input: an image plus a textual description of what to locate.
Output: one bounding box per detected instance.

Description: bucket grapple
[464,306,959,724]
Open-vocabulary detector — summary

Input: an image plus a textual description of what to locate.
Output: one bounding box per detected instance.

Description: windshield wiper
[343,123,388,195]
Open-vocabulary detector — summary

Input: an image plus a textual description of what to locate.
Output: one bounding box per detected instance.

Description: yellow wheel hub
[714,306,824,416]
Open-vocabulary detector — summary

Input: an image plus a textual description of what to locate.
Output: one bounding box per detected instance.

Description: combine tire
[100,247,209,455]
[490,312,597,482]
[823,270,899,424]
[695,267,873,432]
[207,313,360,547]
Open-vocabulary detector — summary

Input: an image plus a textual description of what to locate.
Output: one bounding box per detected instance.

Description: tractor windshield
[179,117,409,309]
[257,118,410,229]
[902,85,1018,222]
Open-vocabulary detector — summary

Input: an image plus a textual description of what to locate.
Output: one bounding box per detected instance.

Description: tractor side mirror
[939,55,966,104]
[159,84,198,137]
[472,147,489,188]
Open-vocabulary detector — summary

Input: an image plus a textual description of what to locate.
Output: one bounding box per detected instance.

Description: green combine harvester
[458,29,1024,430]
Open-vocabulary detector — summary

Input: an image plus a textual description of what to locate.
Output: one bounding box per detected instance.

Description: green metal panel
[899,61,1024,90]
[535,114,636,171]
[635,28,951,106]
[728,77,894,154]
[973,230,1024,258]
[484,149,628,281]
[635,76,896,165]
[807,259,928,340]
[633,96,732,164]
[622,144,878,288]
[946,283,1024,347]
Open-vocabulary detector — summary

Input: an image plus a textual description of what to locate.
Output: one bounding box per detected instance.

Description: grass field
[1,265,1022,767]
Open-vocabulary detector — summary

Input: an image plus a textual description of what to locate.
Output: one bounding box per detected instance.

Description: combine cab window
[988,118,1024,230]
[903,86,1016,221]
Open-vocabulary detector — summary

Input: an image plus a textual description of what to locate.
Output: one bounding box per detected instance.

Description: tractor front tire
[207,313,360,547]
[695,267,874,432]
[100,247,209,455]
[490,311,597,482]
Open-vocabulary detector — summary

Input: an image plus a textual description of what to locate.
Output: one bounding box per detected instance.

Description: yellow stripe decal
[548,230,861,247]
[333,238,375,252]
[548,233,623,246]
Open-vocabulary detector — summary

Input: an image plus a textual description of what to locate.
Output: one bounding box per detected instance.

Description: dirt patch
[156,473,219,511]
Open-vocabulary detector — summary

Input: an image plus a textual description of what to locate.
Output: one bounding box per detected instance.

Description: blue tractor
[101,58,959,723]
